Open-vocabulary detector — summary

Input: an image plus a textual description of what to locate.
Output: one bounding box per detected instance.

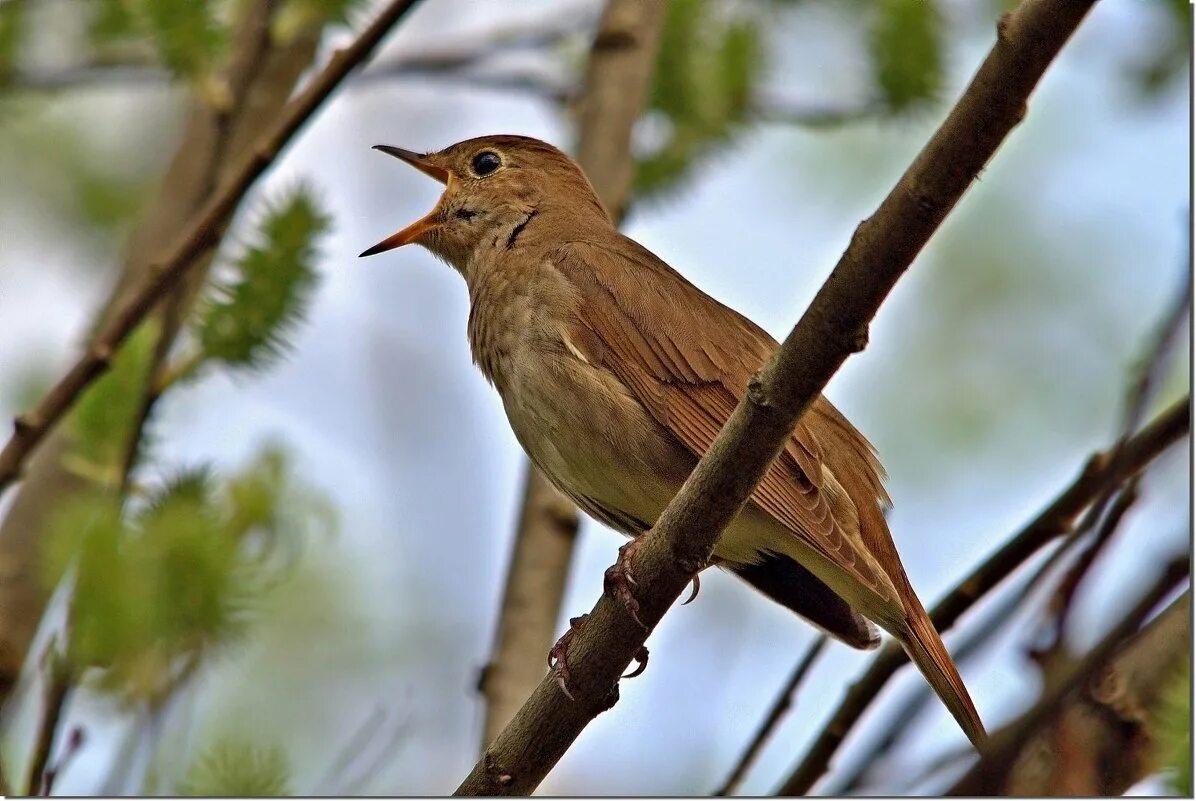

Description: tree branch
[714,636,827,796]
[0,0,425,720]
[774,396,1190,795]
[455,0,1097,794]
[999,590,1190,795]
[0,0,424,495]
[477,0,667,750]
[949,565,1189,794]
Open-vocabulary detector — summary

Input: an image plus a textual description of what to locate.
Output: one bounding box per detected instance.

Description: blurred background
[0,0,1189,795]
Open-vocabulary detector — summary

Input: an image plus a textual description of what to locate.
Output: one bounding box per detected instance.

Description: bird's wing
[551,237,903,612]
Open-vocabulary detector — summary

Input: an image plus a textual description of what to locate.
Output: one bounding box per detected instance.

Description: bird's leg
[548,613,650,699]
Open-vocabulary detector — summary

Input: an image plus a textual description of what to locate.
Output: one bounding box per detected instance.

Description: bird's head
[360,135,609,271]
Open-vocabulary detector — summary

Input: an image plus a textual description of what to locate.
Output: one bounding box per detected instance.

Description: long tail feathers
[899,601,987,748]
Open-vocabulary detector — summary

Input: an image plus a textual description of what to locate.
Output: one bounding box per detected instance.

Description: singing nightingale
[361,135,985,745]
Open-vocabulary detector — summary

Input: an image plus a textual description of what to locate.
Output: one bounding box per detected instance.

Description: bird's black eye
[471,150,501,177]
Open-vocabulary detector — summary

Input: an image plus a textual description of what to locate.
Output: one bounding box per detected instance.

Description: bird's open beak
[360,145,451,257]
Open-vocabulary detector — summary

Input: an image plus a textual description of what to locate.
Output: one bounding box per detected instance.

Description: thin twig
[948,559,1189,794]
[774,397,1190,795]
[456,0,1099,794]
[0,0,425,496]
[477,0,666,751]
[26,657,70,796]
[714,635,827,796]
[1041,478,1140,649]
[826,257,1191,791]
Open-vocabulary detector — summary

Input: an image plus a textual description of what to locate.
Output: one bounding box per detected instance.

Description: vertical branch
[477,0,666,748]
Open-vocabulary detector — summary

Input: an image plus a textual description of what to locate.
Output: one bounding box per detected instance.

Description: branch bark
[998,591,1191,795]
[477,0,666,749]
[775,396,1190,795]
[949,571,1189,795]
[0,0,424,709]
[455,0,1097,794]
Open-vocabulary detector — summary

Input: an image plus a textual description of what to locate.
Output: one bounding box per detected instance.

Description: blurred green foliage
[274,0,371,41]
[1134,0,1191,98]
[177,739,292,796]
[1154,652,1192,795]
[42,449,315,702]
[92,0,227,81]
[67,323,158,486]
[635,0,764,199]
[197,186,330,370]
[0,0,22,82]
[869,0,942,112]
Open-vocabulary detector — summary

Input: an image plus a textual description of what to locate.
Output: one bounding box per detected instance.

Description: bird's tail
[897,595,987,748]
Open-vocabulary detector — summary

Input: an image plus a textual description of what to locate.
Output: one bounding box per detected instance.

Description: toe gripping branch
[548,539,709,700]
[548,614,649,700]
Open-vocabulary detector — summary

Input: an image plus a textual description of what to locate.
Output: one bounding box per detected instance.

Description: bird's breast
[466,265,691,533]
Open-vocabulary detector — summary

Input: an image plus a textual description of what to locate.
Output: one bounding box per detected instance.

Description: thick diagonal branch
[477,0,666,749]
[454,0,1098,794]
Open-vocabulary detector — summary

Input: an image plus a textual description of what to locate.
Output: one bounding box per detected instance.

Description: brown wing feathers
[553,236,986,746]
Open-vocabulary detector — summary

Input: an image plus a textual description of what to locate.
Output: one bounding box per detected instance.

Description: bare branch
[714,636,827,796]
[455,0,1098,794]
[478,0,666,750]
[999,590,1191,795]
[26,653,70,796]
[0,0,425,495]
[775,396,1190,795]
[949,564,1189,794]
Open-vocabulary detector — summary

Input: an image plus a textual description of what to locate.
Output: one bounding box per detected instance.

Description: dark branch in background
[25,652,69,796]
[820,256,1193,794]
[455,0,1097,794]
[775,396,1190,795]
[0,0,424,494]
[0,29,885,129]
[477,0,667,750]
[949,565,1189,794]
[714,635,826,796]
[996,589,1190,795]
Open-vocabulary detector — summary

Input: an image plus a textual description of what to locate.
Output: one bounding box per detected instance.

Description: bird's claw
[681,573,701,605]
[604,539,647,629]
[549,614,588,700]
[622,645,649,679]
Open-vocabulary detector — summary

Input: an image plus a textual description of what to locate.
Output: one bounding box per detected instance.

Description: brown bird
[361,135,986,746]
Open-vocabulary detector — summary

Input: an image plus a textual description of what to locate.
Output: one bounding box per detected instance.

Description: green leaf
[178,739,291,796]
[870,0,943,112]
[197,187,329,369]
[68,322,158,483]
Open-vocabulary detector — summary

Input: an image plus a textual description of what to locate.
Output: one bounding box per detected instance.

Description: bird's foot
[549,614,588,700]
[604,539,647,629]
[681,556,721,605]
[549,614,650,699]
